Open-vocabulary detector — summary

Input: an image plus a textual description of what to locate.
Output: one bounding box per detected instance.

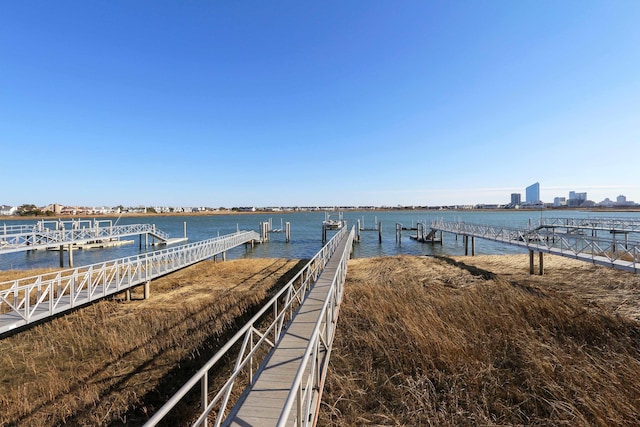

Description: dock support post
[59,245,64,267]
[539,252,544,275]
[144,281,150,299]
[440,231,444,245]
[471,236,475,256]
[529,250,534,275]
[222,251,226,261]
[126,289,131,301]
[139,234,142,249]
[184,221,187,239]
[285,222,290,243]
[464,235,469,256]
[357,220,361,242]
[395,223,401,243]
[68,244,74,268]
[322,224,327,243]
[378,221,382,244]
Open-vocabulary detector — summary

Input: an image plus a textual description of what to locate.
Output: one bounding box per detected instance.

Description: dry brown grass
[4,254,640,426]
[320,255,640,426]
[0,258,303,426]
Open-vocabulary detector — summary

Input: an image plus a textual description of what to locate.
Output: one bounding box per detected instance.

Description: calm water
[3,210,640,271]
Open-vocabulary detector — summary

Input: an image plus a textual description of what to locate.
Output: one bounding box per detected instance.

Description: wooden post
[222,251,226,261]
[126,289,131,301]
[184,221,187,239]
[529,250,534,275]
[322,224,327,243]
[68,244,74,268]
[285,222,290,243]
[464,235,469,256]
[144,281,150,299]
[59,245,64,267]
[357,220,361,242]
[440,231,443,245]
[139,234,142,249]
[471,236,475,256]
[378,221,382,244]
[539,252,544,275]
[145,233,148,249]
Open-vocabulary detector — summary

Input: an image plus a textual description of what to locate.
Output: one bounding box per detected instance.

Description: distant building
[510,193,521,206]
[0,205,17,215]
[615,194,636,206]
[553,197,566,207]
[568,191,587,207]
[526,182,540,204]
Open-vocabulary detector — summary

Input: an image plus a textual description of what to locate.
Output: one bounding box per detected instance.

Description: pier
[0,219,185,267]
[0,230,261,336]
[430,219,640,274]
[144,226,355,427]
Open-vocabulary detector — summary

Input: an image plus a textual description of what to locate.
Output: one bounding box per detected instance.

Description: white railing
[430,219,640,272]
[0,223,171,254]
[0,231,260,335]
[144,226,353,427]
[537,217,640,233]
[277,226,354,427]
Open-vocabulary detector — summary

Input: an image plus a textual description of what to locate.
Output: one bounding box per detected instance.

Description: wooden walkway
[224,233,350,426]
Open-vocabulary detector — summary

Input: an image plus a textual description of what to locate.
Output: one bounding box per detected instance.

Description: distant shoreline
[2,206,640,221]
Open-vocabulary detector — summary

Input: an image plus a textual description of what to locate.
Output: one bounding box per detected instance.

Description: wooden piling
[471,236,475,256]
[378,221,382,244]
[59,245,64,267]
[464,235,469,256]
[529,249,534,274]
[285,222,290,243]
[539,251,544,275]
[68,244,74,268]
[143,281,150,299]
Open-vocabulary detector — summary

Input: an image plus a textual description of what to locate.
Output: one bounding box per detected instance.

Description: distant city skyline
[2,2,639,207]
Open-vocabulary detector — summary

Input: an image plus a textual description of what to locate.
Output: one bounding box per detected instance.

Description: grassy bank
[2,254,640,425]
[320,255,640,426]
[0,258,303,426]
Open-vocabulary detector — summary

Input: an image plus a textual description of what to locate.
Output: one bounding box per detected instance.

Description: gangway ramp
[0,230,260,336]
[144,226,355,427]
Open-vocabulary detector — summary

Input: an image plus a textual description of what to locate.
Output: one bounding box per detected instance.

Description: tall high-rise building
[511,193,521,206]
[526,182,540,204]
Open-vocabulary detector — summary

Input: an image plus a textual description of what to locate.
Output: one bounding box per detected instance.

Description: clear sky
[2,1,639,207]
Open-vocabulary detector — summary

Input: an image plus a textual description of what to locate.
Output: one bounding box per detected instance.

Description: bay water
[2,210,639,271]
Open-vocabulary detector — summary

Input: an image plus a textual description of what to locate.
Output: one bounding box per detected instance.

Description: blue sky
[2,1,639,207]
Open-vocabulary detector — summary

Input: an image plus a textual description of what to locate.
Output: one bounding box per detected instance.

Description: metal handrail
[144,226,351,427]
[537,217,640,231]
[0,223,171,254]
[430,219,640,272]
[0,231,260,335]
[277,226,354,427]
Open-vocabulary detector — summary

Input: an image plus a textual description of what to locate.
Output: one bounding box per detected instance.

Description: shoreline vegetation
[1,254,640,425]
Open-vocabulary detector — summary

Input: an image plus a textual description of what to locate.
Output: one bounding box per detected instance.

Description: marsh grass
[3,254,640,426]
[0,258,303,426]
[320,255,640,426]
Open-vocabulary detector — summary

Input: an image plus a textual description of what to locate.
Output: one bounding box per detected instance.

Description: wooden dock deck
[224,233,350,426]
